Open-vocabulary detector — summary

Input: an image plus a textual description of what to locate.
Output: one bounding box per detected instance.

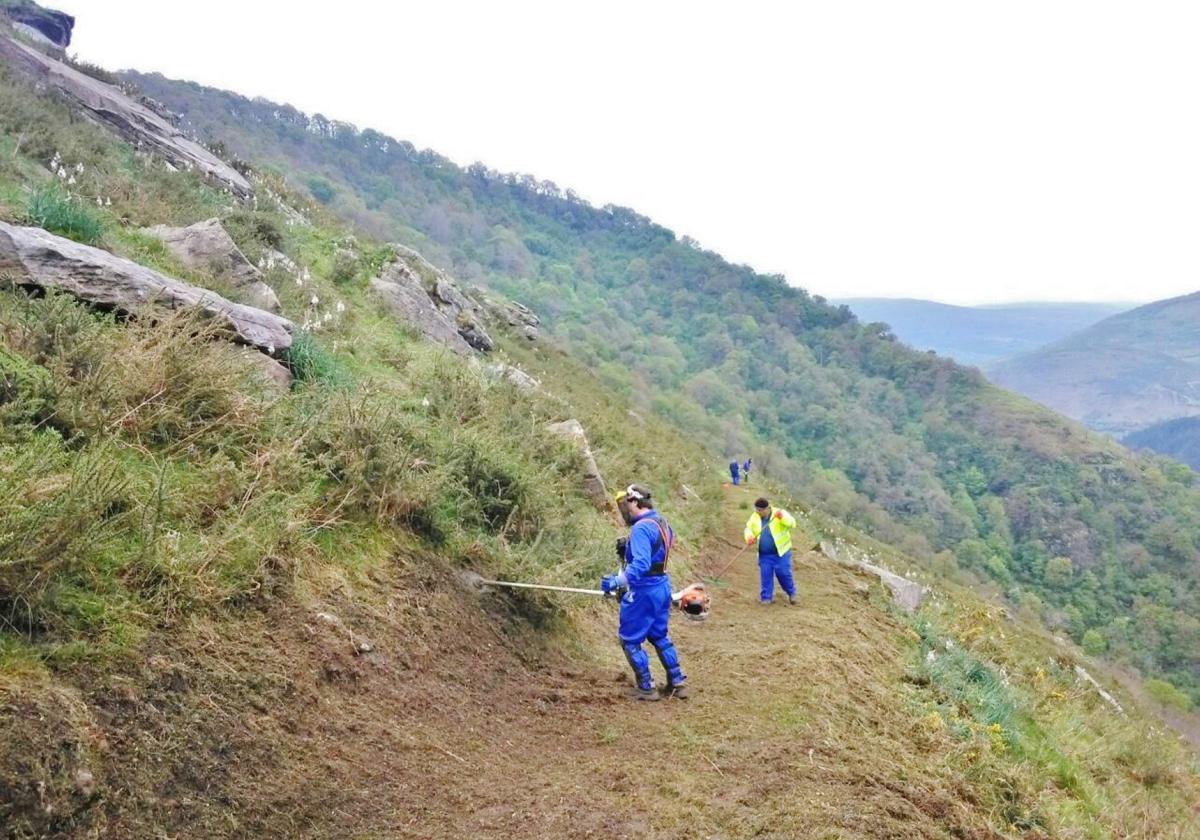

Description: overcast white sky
[70,1,1199,304]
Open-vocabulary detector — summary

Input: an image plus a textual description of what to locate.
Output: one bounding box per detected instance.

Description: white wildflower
[323,312,332,323]
[105,197,112,206]
[335,301,345,313]
[57,166,67,179]
[421,398,431,408]
[95,196,103,206]
[295,274,304,287]
[310,295,319,306]
[74,162,84,174]
[67,175,76,186]
[267,343,275,355]
[302,267,311,281]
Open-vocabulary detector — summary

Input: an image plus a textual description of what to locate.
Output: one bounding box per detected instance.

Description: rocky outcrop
[485,362,539,393]
[0,222,292,354]
[241,349,293,391]
[477,292,539,341]
[142,218,279,312]
[370,246,494,354]
[819,541,925,613]
[0,35,251,198]
[3,1,73,49]
[547,419,608,509]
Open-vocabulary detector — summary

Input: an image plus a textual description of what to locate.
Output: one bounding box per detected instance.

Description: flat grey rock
[0,35,251,198]
[143,218,279,312]
[0,221,292,354]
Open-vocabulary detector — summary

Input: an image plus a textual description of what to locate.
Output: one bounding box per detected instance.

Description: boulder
[0,35,252,198]
[143,218,280,312]
[370,276,473,355]
[370,245,494,354]
[547,419,608,509]
[476,292,540,341]
[0,221,292,354]
[485,362,539,393]
[241,349,293,391]
[3,2,73,49]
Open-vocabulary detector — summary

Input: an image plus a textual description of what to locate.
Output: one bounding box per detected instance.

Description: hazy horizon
[70,1,1200,306]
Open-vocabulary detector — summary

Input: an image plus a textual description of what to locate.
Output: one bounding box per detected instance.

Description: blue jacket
[619,510,673,589]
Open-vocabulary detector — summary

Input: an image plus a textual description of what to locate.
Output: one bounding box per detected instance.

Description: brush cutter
[462,572,711,620]
[707,542,750,582]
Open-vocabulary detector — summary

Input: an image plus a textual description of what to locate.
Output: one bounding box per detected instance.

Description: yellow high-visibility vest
[744,508,797,555]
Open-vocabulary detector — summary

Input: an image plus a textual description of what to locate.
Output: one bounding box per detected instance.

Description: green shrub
[285,331,349,387]
[1081,629,1106,656]
[26,184,103,244]
[306,175,336,204]
[223,209,285,254]
[1144,678,1193,712]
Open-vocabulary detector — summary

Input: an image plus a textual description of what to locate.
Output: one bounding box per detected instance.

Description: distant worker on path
[742,458,752,485]
[601,485,689,701]
[729,460,741,486]
[744,497,798,606]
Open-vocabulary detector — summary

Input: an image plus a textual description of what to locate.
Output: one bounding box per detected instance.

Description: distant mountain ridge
[835,298,1134,367]
[989,291,1200,437]
[1125,416,1200,470]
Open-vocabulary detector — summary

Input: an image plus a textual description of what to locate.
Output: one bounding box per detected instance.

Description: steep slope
[990,292,1200,436]
[0,9,1197,837]
[126,71,1200,706]
[1126,416,1200,471]
[835,298,1132,367]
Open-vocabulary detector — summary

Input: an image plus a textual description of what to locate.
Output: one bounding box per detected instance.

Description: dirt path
[322,487,991,839]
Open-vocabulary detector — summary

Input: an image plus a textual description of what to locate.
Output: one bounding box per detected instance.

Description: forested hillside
[127,72,1200,705]
[991,292,1200,437]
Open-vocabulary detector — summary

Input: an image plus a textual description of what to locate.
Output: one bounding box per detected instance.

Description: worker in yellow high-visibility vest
[744,497,798,605]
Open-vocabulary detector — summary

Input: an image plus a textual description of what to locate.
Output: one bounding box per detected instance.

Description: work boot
[788,595,798,606]
[758,599,772,607]
[660,681,690,700]
[626,685,661,702]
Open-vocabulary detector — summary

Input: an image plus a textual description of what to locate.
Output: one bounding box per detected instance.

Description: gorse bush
[0,435,131,635]
[26,184,102,243]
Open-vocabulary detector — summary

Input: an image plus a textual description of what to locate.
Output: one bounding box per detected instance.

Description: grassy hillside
[835,298,1132,367]
[0,13,1196,836]
[0,54,720,709]
[125,71,1200,707]
[991,292,1200,436]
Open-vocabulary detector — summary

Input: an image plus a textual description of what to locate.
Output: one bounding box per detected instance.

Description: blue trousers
[618,578,685,691]
[731,472,740,485]
[759,550,796,602]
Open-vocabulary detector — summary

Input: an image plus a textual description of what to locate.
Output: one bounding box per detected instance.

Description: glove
[601,574,625,598]
[614,536,628,560]
[745,537,755,546]
[774,510,784,520]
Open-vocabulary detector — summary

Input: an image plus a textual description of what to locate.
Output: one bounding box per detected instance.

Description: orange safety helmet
[676,583,710,621]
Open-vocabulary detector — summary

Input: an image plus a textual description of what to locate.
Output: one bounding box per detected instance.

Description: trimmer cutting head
[460,571,487,592]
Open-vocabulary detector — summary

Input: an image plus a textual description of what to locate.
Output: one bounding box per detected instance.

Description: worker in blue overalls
[601,485,688,701]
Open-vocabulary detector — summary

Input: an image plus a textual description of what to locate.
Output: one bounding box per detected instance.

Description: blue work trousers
[618,577,684,691]
[758,550,796,602]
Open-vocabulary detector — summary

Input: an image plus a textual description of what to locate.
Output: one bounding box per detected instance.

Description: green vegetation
[0,69,720,666]
[25,182,102,243]
[128,71,1200,706]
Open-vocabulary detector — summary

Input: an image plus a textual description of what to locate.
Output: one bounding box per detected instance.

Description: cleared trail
[339,487,992,839]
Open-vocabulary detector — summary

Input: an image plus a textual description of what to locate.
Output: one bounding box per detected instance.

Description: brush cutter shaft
[478,577,691,604]
[476,579,605,596]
